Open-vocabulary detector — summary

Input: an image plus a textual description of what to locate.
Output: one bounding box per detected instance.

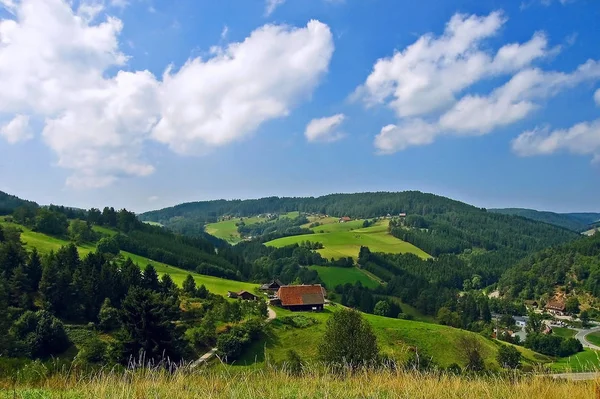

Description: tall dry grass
[0,364,597,399]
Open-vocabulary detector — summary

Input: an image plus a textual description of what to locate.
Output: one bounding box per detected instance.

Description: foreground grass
[267,221,431,260]
[0,368,594,399]
[309,265,380,289]
[551,349,600,372]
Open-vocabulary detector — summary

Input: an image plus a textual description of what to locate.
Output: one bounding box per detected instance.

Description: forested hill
[490,208,600,232]
[499,232,600,300]
[0,191,38,215]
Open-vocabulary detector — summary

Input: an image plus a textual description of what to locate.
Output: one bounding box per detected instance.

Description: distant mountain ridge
[489,208,600,232]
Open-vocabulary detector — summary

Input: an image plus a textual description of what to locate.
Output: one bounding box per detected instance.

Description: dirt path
[191,306,277,368]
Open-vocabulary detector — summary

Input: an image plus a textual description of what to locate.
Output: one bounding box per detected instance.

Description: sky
[0,0,599,213]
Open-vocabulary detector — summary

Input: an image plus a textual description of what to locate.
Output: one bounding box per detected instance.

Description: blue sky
[0,0,599,213]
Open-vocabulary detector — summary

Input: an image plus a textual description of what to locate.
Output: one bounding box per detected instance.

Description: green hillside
[0,217,256,296]
[309,265,380,289]
[0,190,38,215]
[266,220,431,260]
[239,307,546,369]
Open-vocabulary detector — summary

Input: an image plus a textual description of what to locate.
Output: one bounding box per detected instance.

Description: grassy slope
[552,327,577,339]
[308,266,380,289]
[551,349,600,372]
[266,220,431,260]
[584,332,600,347]
[239,307,545,369]
[0,218,257,297]
[204,213,297,244]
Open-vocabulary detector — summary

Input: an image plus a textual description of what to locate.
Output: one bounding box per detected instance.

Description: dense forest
[0,224,268,363]
[490,208,600,232]
[0,191,38,216]
[499,232,600,301]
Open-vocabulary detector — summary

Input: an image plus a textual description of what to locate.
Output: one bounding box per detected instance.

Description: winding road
[574,326,600,350]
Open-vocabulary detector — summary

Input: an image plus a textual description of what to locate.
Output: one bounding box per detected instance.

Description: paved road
[574,327,600,350]
[191,306,277,368]
[546,372,600,381]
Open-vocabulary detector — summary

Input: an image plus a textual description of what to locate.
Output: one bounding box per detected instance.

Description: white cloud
[221,25,229,40]
[305,114,345,143]
[355,12,551,118]
[0,114,32,143]
[265,0,285,16]
[374,120,439,154]
[0,0,334,187]
[152,20,333,153]
[148,195,159,202]
[595,89,600,106]
[358,10,600,154]
[512,120,600,161]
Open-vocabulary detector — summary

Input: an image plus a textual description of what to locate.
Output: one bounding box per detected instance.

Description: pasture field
[0,217,257,297]
[266,221,430,260]
[552,327,577,339]
[550,348,600,372]
[237,307,546,369]
[204,213,298,244]
[309,265,380,289]
[584,332,600,347]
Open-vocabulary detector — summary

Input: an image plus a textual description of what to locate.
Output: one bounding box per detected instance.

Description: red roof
[277,285,325,306]
[340,216,351,221]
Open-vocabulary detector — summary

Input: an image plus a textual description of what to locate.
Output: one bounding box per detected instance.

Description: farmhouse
[260,279,283,292]
[339,216,352,223]
[545,300,566,315]
[237,291,258,301]
[228,290,258,301]
[276,285,326,311]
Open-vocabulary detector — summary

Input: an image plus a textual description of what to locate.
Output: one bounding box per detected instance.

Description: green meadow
[0,217,257,297]
[308,265,380,289]
[205,212,299,244]
[266,220,431,260]
[552,327,577,339]
[237,307,545,369]
[550,348,600,372]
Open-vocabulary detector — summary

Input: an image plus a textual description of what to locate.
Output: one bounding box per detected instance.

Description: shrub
[76,337,108,364]
[318,309,379,368]
[98,298,121,332]
[497,345,521,369]
[9,310,71,358]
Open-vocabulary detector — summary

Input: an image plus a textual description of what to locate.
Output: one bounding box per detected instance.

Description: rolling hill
[490,208,600,232]
[0,190,38,215]
[266,219,431,260]
[0,216,257,296]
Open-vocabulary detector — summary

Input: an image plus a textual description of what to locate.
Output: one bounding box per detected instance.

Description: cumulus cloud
[0,114,32,143]
[595,89,600,106]
[355,12,550,118]
[512,120,600,162]
[152,20,333,153]
[305,114,345,143]
[358,10,600,154]
[0,0,334,187]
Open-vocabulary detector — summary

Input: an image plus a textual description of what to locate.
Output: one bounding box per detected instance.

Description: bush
[9,310,71,358]
[497,345,521,369]
[76,337,107,364]
[98,298,121,332]
[216,318,264,362]
[318,309,379,368]
[285,349,304,376]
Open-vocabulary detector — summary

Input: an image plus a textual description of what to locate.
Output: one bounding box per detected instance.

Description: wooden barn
[276,285,326,311]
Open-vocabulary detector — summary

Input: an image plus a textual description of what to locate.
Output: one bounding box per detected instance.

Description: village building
[338,216,352,223]
[513,315,528,328]
[276,284,326,311]
[260,279,283,292]
[227,290,258,301]
[545,300,566,315]
[524,300,539,309]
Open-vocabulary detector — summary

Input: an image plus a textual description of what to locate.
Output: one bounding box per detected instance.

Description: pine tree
[25,248,42,291]
[9,265,32,309]
[142,264,160,291]
[182,274,196,296]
